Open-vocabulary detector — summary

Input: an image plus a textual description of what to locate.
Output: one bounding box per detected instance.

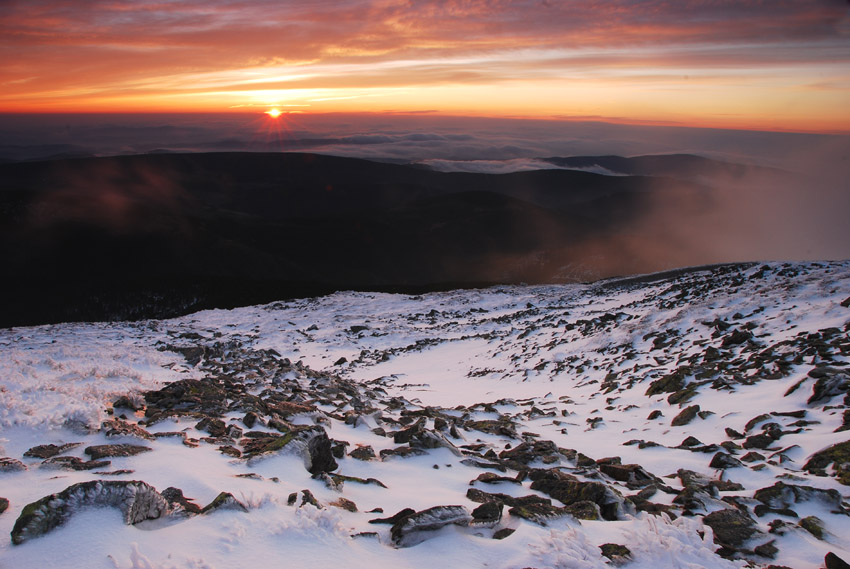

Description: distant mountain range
[0,152,793,327]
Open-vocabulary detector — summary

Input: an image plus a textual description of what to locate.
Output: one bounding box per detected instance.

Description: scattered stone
[23,442,82,459]
[11,480,168,545]
[529,470,629,521]
[329,497,358,512]
[754,481,845,512]
[369,508,415,525]
[0,497,8,515]
[807,367,850,405]
[600,543,632,565]
[671,405,700,427]
[507,502,571,525]
[703,508,761,548]
[85,444,152,460]
[0,457,27,472]
[201,492,248,514]
[798,516,825,540]
[101,419,154,441]
[196,417,227,437]
[492,527,516,540]
[709,452,743,469]
[40,456,111,471]
[390,505,472,546]
[647,410,663,420]
[826,552,850,569]
[161,487,202,516]
[470,501,502,527]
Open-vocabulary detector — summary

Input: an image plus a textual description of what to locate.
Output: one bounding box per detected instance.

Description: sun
[265,108,283,118]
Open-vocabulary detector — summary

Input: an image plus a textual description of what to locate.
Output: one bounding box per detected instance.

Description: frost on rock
[11,480,168,545]
[390,505,472,546]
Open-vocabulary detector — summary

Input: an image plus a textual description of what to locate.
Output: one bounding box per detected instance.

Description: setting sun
[265,108,283,118]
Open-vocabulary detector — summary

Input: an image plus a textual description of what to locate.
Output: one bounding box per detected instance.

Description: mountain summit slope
[1,261,848,568]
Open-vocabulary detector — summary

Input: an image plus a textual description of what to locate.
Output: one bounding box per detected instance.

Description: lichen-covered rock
[508,502,571,525]
[0,457,27,473]
[529,469,630,521]
[11,480,168,545]
[23,443,82,459]
[804,440,850,484]
[671,405,700,427]
[600,543,632,565]
[798,516,825,540]
[85,444,152,460]
[201,492,248,514]
[753,481,845,512]
[702,508,761,548]
[390,505,472,546]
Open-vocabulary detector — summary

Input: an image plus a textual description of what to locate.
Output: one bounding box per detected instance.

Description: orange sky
[1,1,849,132]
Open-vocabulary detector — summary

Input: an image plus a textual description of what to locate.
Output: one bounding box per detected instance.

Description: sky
[1,0,849,133]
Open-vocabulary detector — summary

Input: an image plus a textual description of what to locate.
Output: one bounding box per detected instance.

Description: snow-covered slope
[1,261,848,569]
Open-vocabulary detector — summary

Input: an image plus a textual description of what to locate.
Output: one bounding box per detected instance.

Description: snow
[1,260,849,568]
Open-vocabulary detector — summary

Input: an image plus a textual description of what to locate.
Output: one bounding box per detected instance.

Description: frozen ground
[1,261,849,569]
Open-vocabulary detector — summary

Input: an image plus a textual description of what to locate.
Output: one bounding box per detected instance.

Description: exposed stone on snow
[11,480,168,545]
[23,443,82,459]
[390,505,472,546]
[85,444,152,460]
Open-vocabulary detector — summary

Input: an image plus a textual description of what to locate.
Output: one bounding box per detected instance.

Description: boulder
[11,480,168,545]
[23,442,82,459]
[85,444,152,460]
[702,508,761,548]
[390,505,472,546]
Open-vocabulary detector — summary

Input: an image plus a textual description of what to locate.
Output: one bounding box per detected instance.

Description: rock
[390,505,472,546]
[709,452,743,469]
[754,481,845,512]
[722,329,752,347]
[306,429,338,474]
[161,487,201,516]
[564,500,602,520]
[743,433,776,450]
[702,508,761,548]
[599,463,660,488]
[196,417,227,437]
[472,472,521,485]
[826,552,850,569]
[529,470,629,521]
[645,367,689,396]
[85,444,152,460]
[329,497,358,512]
[507,502,572,525]
[113,395,145,411]
[753,540,779,559]
[647,410,663,420]
[23,442,82,459]
[804,440,850,483]
[671,405,700,427]
[11,480,168,545]
[600,543,632,565]
[144,378,228,419]
[0,457,27,472]
[470,501,502,527]
[379,447,428,460]
[798,516,825,540]
[807,368,850,404]
[368,508,416,525]
[499,439,562,467]
[492,527,515,540]
[101,419,154,440]
[201,492,248,514]
[40,456,111,471]
[0,497,8,515]
[465,488,551,509]
[725,427,744,439]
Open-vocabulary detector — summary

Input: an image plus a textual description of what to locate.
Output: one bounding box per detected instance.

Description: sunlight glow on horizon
[1,1,848,133]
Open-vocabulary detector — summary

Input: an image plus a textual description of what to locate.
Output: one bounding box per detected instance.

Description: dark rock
[390,505,471,545]
[23,442,82,459]
[470,501,502,527]
[334,357,347,366]
[671,405,700,427]
[40,456,111,471]
[808,368,850,405]
[754,481,845,512]
[599,463,660,488]
[804,440,850,483]
[754,540,779,559]
[144,379,227,419]
[529,470,628,521]
[11,480,168,545]
[826,552,850,569]
[600,543,632,565]
[508,502,572,525]
[722,329,752,347]
[299,489,321,508]
[196,417,227,437]
[743,433,777,450]
[0,497,8,515]
[85,444,152,460]
[798,516,825,540]
[349,445,377,461]
[379,446,428,460]
[725,427,744,439]
[645,367,689,396]
[473,472,521,485]
[329,498,358,512]
[741,451,765,462]
[703,508,760,547]
[679,436,702,447]
[0,457,27,472]
[101,419,155,440]
[306,429,338,474]
[201,492,248,514]
[745,413,773,432]
[564,500,602,520]
[492,527,515,540]
[709,452,743,469]
[369,508,416,525]
[466,488,551,509]
[242,412,258,428]
[647,410,663,420]
[161,487,202,515]
[113,395,145,411]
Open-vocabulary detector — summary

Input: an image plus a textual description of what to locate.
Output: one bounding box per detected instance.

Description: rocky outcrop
[11,480,168,545]
[390,506,472,546]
